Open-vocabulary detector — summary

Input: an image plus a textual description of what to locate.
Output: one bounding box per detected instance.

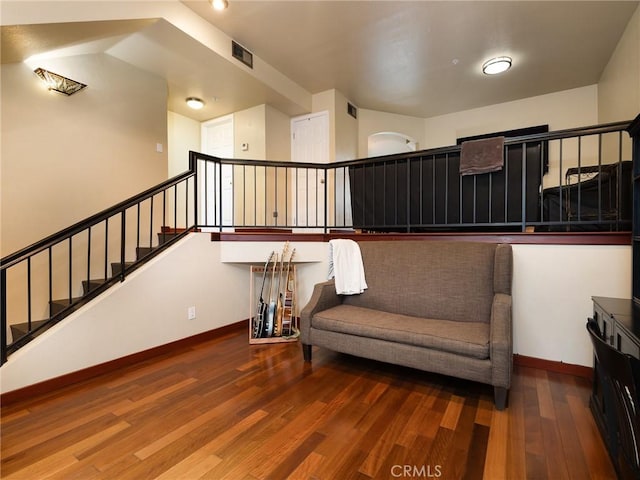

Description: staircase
[0,168,198,364]
[7,229,190,349]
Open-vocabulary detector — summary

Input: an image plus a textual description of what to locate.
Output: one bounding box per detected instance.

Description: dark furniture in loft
[349,126,549,232]
[542,160,632,231]
[349,143,547,232]
[349,122,632,232]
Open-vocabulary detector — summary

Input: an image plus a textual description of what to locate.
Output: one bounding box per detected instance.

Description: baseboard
[2,328,592,405]
[513,353,593,379]
[0,320,247,406]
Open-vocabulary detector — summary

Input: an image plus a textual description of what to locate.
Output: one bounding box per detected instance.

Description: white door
[201,115,234,229]
[291,111,329,230]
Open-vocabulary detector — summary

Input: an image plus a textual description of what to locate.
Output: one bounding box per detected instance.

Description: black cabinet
[590,297,640,478]
[631,115,640,300]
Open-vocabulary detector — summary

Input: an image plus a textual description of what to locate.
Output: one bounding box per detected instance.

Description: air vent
[347,102,357,119]
[232,41,253,69]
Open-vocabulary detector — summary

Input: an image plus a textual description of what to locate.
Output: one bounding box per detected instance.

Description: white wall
[312,89,359,163]
[265,104,291,161]
[423,85,599,148]
[0,237,630,394]
[1,53,169,256]
[0,234,247,393]
[168,111,201,177]
[234,104,267,160]
[599,3,640,123]
[358,109,426,158]
[512,244,631,366]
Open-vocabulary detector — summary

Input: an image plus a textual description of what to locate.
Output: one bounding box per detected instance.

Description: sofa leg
[302,343,312,362]
[494,387,508,410]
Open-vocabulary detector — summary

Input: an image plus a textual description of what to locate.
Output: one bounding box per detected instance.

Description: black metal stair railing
[1,120,635,365]
[193,120,634,234]
[0,164,197,364]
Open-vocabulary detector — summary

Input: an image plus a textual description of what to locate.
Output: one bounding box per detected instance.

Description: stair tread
[10,319,51,344]
[6,229,183,357]
[51,297,83,306]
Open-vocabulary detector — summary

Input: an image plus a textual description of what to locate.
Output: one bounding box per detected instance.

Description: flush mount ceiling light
[34,67,87,95]
[186,97,205,110]
[482,56,512,75]
[211,0,228,11]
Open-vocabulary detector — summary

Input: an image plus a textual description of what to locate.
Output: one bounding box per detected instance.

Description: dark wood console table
[590,296,639,478]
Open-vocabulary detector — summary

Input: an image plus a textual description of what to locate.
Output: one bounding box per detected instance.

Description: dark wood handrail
[192,119,633,169]
[0,169,195,270]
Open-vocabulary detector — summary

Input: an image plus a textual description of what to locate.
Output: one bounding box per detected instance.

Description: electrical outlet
[188,306,196,320]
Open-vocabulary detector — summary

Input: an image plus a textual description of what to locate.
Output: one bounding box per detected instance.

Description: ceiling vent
[347,102,357,119]
[232,41,253,69]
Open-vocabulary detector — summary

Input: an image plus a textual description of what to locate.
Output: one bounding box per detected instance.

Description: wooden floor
[1,327,616,480]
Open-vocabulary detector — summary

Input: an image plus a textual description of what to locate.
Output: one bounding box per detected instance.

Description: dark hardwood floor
[1,326,616,479]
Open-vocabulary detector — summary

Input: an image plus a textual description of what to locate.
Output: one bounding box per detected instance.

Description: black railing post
[324,165,328,233]
[120,210,126,281]
[1,268,7,364]
[406,158,411,232]
[218,161,223,231]
[190,151,199,228]
[521,142,527,232]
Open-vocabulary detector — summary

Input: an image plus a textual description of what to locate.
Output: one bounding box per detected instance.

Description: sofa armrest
[490,292,513,389]
[300,280,342,343]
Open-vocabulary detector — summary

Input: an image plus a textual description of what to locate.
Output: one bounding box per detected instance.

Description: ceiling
[2,1,638,121]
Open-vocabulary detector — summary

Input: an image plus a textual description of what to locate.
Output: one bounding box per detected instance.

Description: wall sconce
[34,68,87,95]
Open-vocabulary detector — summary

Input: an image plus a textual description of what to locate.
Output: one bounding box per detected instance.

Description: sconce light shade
[482,56,512,75]
[186,97,205,110]
[34,68,87,95]
[211,0,228,11]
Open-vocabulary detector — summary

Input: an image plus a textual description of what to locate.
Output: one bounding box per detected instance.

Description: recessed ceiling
[2,1,638,120]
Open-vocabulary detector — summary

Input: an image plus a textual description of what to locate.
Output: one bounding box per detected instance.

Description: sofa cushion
[312,304,490,360]
[344,241,497,323]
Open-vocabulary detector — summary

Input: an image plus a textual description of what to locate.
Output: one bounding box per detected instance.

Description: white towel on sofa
[328,239,368,295]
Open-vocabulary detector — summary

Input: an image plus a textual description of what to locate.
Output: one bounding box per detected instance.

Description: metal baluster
[559,139,564,225]
[577,137,582,222]
[87,226,91,293]
[27,257,32,330]
[120,211,126,281]
[68,236,72,305]
[504,145,510,224]
[521,142,527,231]
[1,268,6,363]
[104,219,109,280]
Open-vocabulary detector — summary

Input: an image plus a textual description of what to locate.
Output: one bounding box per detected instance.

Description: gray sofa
[300,240,513,410]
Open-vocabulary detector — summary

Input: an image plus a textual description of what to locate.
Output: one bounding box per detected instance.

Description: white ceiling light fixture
[186,97,205,110]
[482,56,512,75]
[211,0,229,11]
